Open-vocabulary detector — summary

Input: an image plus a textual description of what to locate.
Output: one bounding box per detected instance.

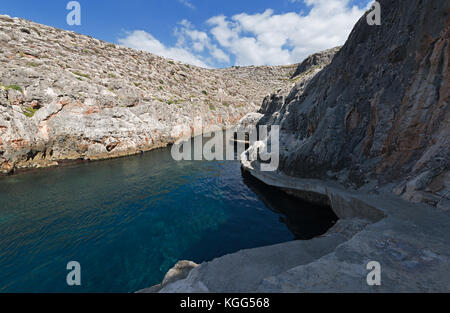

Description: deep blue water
[0,144,337,293]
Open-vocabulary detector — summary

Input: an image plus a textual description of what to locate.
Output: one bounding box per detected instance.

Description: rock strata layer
[254,0,449,206]
[0,15,298,174]
[144,0,450,293]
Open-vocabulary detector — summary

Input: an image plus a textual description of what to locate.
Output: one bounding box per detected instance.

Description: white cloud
[178,0,195,10]
[118,30,209,67]
[175,19,230,64]
[207,0,369,66]
[118,0,370,67]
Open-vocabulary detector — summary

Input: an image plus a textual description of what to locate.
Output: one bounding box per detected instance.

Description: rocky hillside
[0,15,298,174]
[146,0,450,293]
[251,0,449,207]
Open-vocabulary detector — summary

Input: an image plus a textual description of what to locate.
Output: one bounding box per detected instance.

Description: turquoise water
[0,144,337,293]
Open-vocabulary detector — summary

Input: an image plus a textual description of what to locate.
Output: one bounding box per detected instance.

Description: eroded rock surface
[148,170,450,293]
[137,261,199,293]
[254,0,449,206]
[0,15,298,174]
[146,0,450,293]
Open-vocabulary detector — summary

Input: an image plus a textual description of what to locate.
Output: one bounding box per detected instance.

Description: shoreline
[0,124,241,177]
[139,162,450,293]
[0,142,169,177]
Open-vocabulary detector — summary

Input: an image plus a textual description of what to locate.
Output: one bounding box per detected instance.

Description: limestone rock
[143,0,450,294]
[0,16,298,174]
[291,47,341,78]
[137,261,198,293]
[251,0,449,206]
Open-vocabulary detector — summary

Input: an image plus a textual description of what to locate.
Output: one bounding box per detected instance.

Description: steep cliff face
[258,46,341,126]
[142,1,450,294]
[0,15,297,174]
[234,47,341,133]
[254,0,449,206]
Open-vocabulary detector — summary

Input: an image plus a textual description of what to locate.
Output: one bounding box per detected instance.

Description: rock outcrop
[145,0,450,293]
[235,47,340,137]
[0,15,298,174]
[145,160,450,293]
[137,261,199,293]
[252,0,449,207]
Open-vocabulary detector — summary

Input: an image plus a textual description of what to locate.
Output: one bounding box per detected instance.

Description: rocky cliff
[144,1,450,293]
[250,0,449,207]
[0,15,298,174]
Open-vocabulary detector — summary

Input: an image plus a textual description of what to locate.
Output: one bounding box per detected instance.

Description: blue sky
[1,0,372,67]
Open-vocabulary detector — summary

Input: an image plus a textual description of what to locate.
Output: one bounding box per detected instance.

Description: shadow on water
[178,167,339,267]
[241,170,339,240]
